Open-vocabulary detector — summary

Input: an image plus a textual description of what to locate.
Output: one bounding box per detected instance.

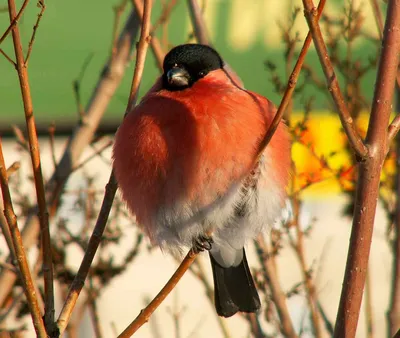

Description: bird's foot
[193,234,213,253]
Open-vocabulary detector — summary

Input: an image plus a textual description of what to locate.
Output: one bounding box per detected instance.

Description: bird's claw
[193,235,213,253]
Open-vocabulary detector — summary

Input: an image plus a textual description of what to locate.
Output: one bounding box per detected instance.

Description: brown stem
[117,250,199,337]
[56,172,118,335]
[187,0,210,45]
[255,236,298,338]
[302,0,368,160]
[257,0,326,158]
[24,0,46,66]
[369,0,384,39]
[0,8,141,309]
[7,0,55,331]
[388,94,400,337]
[127,0,153,111]
[0,140,46,338]
[334,1,400,337]
[0,0,29,45]
[132,0,165,71]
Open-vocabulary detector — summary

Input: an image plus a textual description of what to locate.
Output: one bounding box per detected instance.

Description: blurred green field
[0,0,381,130]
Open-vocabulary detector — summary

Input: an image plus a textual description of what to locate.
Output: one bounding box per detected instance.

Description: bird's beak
[167,67,190,87]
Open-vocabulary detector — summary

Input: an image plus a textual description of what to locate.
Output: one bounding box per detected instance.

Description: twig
[0,140,46,338]
[0,48,16,66]
[187,0,210,45]
[56,173,118,335]
[151,0,178,34]
[117,250,198,337]
[289,202,322,337]
[48,123,57,170]
[0,9,141,308]
[111,0,129,62]
[7,0,55,332]
[255,236,298,338]
[257,0,326,158]
[388,94,400,337]
[333,0,400,336]
[0,0,29,45]
[24,0,46,65]
[57,0,153,333]
[388,115,400,146]
[302,0,368,160]
[369,0,384,39]
[132,0,165,71]
[127,0,153,111]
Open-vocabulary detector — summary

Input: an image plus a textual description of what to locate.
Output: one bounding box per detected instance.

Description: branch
[56,172,118,335]
[302,0,368,160]
[257,0,326,158]
[0,0,29,45]
[25,0,46,66]
[7,0,55,332]
[0,7,141,309]
[187,0,210,45]
[0,140,46,338]
[133,0,165,71]
[255,236,298,338]
[117,250,198,337]
[334,0,400,336]
[388,114,400,146]
[57,0,153,333]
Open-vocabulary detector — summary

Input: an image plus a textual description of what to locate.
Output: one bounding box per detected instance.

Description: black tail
[209,249,261,317]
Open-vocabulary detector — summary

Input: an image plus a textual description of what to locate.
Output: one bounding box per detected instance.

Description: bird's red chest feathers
[113,69,290,232]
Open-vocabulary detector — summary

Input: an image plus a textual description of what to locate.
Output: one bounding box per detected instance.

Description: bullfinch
[112,44,291,317]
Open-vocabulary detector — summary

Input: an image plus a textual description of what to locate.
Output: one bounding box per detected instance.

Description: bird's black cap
[162,44,224,91]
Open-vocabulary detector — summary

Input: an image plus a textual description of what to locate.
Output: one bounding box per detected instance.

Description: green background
[0,0,381,131]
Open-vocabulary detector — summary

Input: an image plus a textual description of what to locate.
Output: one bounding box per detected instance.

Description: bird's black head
[162,44,224,91]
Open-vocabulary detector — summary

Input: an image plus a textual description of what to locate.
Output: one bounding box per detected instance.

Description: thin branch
[187,0,210,45]
[0,0,29,45]
[7,0,55,333]
[0,9,141,308]
[117,250,198,337]
[369,0,384,39]
[24,0,46,65]
[56,172,118,335]
[257,0,326,158]
[334,0,400,336]
[127,0,153,110]
[0,140,46,338]
[255,236,298,338]
[388,115,400,146]
[132,0,165,71]
[302,0,368,160]
[0,48,16,66]
[57,0,153,333]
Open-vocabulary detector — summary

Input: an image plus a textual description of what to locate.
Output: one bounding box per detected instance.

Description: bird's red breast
[113,68,290,241]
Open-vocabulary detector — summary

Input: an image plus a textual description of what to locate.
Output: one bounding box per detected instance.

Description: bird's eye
[198,71,205,78]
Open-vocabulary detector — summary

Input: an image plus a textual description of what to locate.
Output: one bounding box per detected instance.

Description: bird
[112,44,291,317]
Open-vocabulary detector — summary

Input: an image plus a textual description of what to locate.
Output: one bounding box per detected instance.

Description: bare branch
[0,140,46,338]
[257,0,326,158]
[56,172,118,335]
[334,0,400,336]
[0,48,16,66]
[7,0,55,332]
[0,0,29,45]
[255,236,298,338]
[117,250,198,337]
[25,0,46,65]
[133,0,165,71]
[187,0,210,45]
[302,0,368,159]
